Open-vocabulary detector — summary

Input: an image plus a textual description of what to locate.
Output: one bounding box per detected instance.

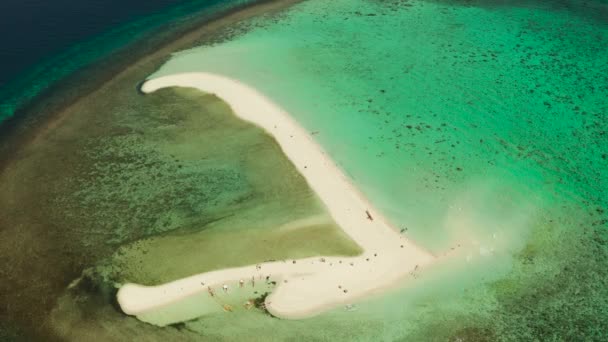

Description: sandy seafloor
[124,0,608,340]
[1,0,607,341]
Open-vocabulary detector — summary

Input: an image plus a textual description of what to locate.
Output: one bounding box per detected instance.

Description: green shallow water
[139,0,607,340]
[0,0,254,124]
[153,0,608,250]
[0,2,359,338]
[0,81,359,340]
[0,0,606,340]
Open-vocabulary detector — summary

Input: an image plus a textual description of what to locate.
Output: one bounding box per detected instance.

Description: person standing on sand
[208,286,214,297]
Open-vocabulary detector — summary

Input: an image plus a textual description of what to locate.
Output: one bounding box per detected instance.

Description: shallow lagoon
[146,0,607,339]
[0,0,607,340]
[155,0,607,249]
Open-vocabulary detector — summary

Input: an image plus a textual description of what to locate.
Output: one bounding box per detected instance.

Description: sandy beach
[117,72,435,322]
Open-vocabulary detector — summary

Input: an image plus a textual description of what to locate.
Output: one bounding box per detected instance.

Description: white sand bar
[117,72,435,322]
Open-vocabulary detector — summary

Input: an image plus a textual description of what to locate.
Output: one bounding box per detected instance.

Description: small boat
[345,304,357,312]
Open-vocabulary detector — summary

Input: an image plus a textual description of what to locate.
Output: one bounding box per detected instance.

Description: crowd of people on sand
[197,208,426,313]
[201,269,277,311]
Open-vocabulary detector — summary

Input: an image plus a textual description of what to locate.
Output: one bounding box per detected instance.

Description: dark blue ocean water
[0,0,248,123]
[0,0,185,88]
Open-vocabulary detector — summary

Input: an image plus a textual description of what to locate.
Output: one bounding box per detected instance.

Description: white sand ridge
[116,72,435,323]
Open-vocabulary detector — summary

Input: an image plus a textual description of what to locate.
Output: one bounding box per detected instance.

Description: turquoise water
[145,0,608,339]
[153,0,608,250]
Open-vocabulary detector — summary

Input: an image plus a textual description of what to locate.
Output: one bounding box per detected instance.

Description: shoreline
[0,0,304,171]
[0,2,306,340]
[117,73,435,322]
